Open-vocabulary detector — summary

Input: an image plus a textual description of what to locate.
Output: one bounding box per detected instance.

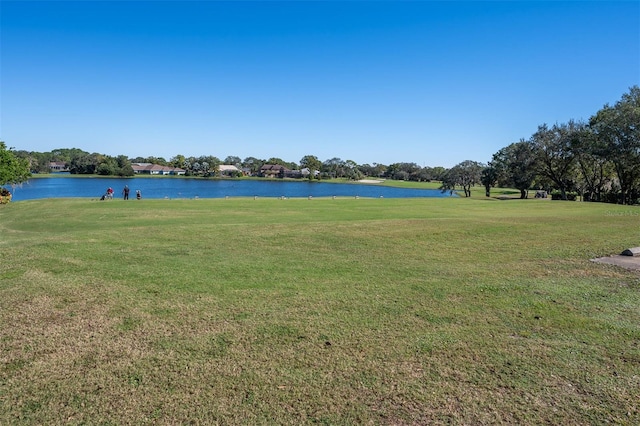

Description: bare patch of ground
[591,254,640,271]
[357,179,384,184]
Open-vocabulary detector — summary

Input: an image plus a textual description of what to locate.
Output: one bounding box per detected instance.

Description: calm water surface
[4,176,453,201]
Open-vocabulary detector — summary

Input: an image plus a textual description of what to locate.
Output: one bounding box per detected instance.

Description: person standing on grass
[136,189,141,200]
[122,185,130,200]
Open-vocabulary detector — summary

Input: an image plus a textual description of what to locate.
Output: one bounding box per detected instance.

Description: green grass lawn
[1,197,639,424]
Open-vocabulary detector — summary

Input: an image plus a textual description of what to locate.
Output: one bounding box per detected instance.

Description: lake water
[4,176,453,201]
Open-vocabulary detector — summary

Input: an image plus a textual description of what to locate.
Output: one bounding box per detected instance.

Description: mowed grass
[1,197,639,424]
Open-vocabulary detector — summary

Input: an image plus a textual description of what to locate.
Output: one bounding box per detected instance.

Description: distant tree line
[13,148,449,182]
[8,86,639,205]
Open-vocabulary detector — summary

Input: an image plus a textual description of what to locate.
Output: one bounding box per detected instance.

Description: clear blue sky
[1,1,638,167]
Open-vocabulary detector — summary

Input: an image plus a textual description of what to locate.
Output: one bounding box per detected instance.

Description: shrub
[551,191,577,201]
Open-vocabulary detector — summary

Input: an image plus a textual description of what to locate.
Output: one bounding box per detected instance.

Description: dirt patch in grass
[592,255,640,272]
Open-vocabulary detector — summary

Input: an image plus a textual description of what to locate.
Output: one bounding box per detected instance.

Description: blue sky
[1,1,638,168]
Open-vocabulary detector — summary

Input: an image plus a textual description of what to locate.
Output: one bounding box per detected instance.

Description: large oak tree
[589,86,640,204]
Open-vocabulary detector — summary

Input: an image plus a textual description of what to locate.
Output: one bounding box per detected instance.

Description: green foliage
[441,160,484,197]
[69,154,99,174]
[131,155,168,166]
[50,148,90,163]
[358,162,388,178]
[69,153,135,176]
[299,154,322,173]
[96,161,115,175]
[321,157,347,178]
[385,162,421,180]
[118,164,135,177]
[530,121,583,198]
[242,157,265,175]
[589,86,640,204]
[484,87,639,204]
[383,162,446,182]
[0,141,31,187]
[550,191,578,201]
[492,140,539,198]
[266,157,297,170]
[480,165,499,197]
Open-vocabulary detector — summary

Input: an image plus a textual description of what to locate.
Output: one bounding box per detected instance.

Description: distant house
[260,164,290,178]
[132,163,185,175]
[301,168,320,178]
[49,161,69,172]
[218,165,240,176]
[284,169,303,179]
[131,163,151,174]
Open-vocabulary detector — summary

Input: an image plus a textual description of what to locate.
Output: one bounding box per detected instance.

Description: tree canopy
[440,160,484,197]
[491,140,539,199]
[0,141,31,187]
[589,86,640,204]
